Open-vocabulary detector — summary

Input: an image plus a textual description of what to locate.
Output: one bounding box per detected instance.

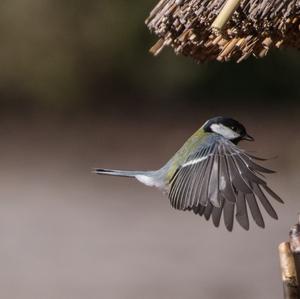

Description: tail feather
[94,168,164,188]
[94,168,144,178]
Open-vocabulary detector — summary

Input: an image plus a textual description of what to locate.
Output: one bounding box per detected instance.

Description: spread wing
[168,135,283,231]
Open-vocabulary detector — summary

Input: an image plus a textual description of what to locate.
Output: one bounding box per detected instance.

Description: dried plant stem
[146,0,300,62]
[211,0,242,31]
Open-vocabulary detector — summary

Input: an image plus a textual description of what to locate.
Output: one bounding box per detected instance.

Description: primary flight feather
[95,116,283,231]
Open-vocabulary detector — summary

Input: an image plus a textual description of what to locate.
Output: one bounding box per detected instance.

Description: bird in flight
[95,116,282,231]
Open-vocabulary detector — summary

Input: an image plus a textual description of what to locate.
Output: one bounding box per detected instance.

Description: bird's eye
[231,126,236,131]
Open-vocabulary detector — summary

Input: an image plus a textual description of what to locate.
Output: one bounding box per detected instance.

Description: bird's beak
[243,134,255,142]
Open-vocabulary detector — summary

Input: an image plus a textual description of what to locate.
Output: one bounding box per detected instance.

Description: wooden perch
[278,215,300,299]
[289,215,300,290]
[279,242,299,299]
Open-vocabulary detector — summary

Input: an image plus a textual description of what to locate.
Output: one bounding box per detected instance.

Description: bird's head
[202,116,254,144]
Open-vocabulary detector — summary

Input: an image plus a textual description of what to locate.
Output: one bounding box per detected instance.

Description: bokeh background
[0,1,299,299]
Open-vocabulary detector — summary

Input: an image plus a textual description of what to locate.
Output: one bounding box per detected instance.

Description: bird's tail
[94,168,162,188]
[93,168,145,178]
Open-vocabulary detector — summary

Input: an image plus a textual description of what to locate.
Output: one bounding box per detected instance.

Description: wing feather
[204,202,213,220]
[198,206,206,216]
[261,184,284,203]
[245,193,265,228]
[177,166,192,210]
[212,200,224,227]
[223,199,235,231]
[199,151,216,206]
[193,147,211,207]
[232,153,266,186]
[208,153,220,207]
[219,145,237,203]
[252,184,278,219]
[187,150,207,208]
[168,134,282,231]
[224,147,252,194]
[237,151,275,174]
[235,191,249,230]
[173,166,190,209]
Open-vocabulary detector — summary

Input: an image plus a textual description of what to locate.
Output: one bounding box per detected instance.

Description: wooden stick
[279,242,299,299]
[211,0,243,31]
[289,215,300,287]
[149,38,165,55]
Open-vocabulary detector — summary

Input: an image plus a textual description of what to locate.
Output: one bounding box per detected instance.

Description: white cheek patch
[210,123,240,140]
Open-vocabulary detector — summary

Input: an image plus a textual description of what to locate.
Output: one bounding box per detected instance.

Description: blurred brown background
[0,1,299,299]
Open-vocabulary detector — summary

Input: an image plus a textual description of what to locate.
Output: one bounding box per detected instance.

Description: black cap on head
[203,116,254,144]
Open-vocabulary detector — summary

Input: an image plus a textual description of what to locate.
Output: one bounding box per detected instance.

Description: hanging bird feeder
[145,0,300,62]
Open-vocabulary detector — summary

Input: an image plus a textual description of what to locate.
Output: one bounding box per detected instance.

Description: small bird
[95,116,282,231]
